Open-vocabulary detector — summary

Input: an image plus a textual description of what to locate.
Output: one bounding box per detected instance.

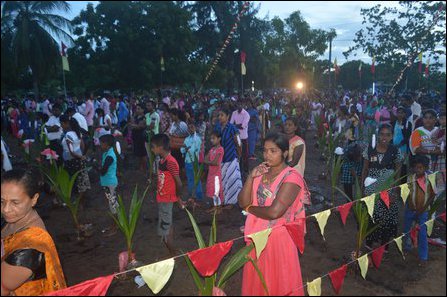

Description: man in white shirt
[230,103,250,172]
[44,103,63,164]
[100,95,111,116]
[403,95,422,130]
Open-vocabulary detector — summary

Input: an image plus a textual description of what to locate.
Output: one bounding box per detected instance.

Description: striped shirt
[216,122,239,163]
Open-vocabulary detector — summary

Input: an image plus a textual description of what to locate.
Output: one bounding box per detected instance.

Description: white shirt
[62,131,82,161]
[100,98,110,115]
[1,138,12,172]
[72,112,88,132]
[411,101,422,118]
[356,102,363,113]
[263,102,270,111]
[45,116,62,141]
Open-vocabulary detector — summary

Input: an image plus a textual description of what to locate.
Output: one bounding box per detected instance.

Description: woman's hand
[250,162,270,178]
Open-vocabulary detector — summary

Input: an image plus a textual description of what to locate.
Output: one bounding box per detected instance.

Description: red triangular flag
[45,275,114,296]
[329,264,347,294]
[187,241,233,277]
[380,190,390,208]
[440,212,446,222]
[410,225,420,247]
[337,201,354,225]
[61,41,67,57]
[371,245,386,269]
[285,219,306,254]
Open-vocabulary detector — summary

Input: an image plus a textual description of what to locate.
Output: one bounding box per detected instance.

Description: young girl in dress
[204,131,224,213]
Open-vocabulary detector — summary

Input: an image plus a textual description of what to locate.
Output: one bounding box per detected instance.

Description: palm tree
[1,1,73,99]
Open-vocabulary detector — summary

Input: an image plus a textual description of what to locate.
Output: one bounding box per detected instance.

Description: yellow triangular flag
[241,63,247,75]
[425,219,434,237]
[307,277,322,296]
[428,173,437,192]
[62,56,70,71]
[248,228,272,259]
[357,254,369,279]
[400,183,410,204]
[136,258,175,294]
[313,209,331,240]
[394,235,405,259]
[362,195,376,221]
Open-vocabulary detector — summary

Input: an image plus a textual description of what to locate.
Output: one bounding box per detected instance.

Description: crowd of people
[1,87,445,295]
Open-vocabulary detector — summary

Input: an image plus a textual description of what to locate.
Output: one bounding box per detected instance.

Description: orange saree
[2,227,66,296]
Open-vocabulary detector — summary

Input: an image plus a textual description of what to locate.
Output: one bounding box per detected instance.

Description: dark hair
[65,107,76,115]
[378,123,393,134]
[422,109,437,118]
[285,117,300,136]
[52,103,62,111]
[411,154,430,168]
[60,115,82,138]
[264,132,289,153]
[151,133,170,150]
[99,134,116,148]
[1,168,43,198]
[210,130,222,139]
[96,108,104,116]
[346,144,361,161]
[219,108,232,117]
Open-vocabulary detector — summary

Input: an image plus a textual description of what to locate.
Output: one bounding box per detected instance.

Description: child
[181,120,203,203]
[98,134,119,237]
[204,131,224,213]
[151,133,185,256]
[403,154,436,263]
[340,143,363,200]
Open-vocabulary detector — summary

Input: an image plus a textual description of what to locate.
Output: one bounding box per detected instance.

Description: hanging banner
[357,254,369,279]
[400,184,410,204]
[285,219,306,254]
[329,264,347,295]
[362,195,376,221]
[380,190,390,208]
[248,228,272,259]
[307,277,322,296]
[371,245,386,269]
[187,241,234,277]
[45,275,114,296]
[136,258,175,294]
[313,210,331,240]
[337,201,354,225]
[425,219,434,237]
[394,236,405,259]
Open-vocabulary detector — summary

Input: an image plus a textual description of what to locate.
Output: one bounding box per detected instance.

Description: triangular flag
[337,201,354,225]
[62,56,70,72]
[329,264,347,294]
[371,245,386,269]
[187,241,233,277]
[362,195,376,220]
[380,190,390,208]
[440,212,446,222]
[400,184,410,204]
[307,277,322,296]
[424,58,430,76]
[425,219,435,237]
[313,209,331,240]
[394,236,405,259]
[248,228,272,259]
[45,275,114,296]
[285,219,306,254]
[357,254,369,279]
[61,41,67,56]
[241,63,246,75]
[136,258,175,294]
[428,173,436,192]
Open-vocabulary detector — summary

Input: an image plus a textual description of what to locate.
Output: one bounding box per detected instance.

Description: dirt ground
[4,130,446,296]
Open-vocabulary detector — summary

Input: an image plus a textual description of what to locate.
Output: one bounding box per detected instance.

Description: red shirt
[156,154,180,203]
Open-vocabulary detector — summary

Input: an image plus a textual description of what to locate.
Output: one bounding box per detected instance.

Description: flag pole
[62,59,67,101]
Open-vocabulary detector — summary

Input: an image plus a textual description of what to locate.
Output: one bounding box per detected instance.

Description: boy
[151,134,185,256]
[403,154,436,263]
[181,120,203,203]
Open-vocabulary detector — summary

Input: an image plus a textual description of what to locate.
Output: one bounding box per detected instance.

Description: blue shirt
[117,101,129,123]
[215,122,239,163]
[181,132,202,163]
[100,147,118,186]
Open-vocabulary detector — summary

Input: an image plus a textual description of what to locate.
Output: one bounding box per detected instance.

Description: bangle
[245,205,253,213]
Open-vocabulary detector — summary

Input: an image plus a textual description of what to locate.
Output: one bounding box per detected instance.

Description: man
[230,102,250,172]
[44,103,63,164]
[403,94,422,131]
[100,94,111,116]
[145,100,160,159]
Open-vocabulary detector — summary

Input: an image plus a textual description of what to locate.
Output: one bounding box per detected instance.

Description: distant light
[296,82,304,90]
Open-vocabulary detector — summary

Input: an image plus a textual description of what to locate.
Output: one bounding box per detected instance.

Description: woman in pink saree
[238,133,307,296]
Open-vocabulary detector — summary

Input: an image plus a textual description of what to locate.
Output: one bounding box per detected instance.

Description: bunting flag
[160,56,165,72]
[424,58,430,77]
[313,209,331,240]
[187,241,233,277]
[45,275,114,296]
[136,258,175,294]
[248,228,272,259]
[337,201,354,225]
[418,52,423,73]
[394,235,405,259]
[241,51,247,75]
[285,219,306,254]
[61,41,69,71]
[358,62,362,78]
[379,190,390,209]
[329,264,347,295]
[362,195,376,220]
[428,173,437,192]
[357,254,369,279]
[334,58,340,75]
[371,55,375,74]
[400,184,410,204]
[371,245,386,269]
[307,277,322,296]
[425,219,434,237]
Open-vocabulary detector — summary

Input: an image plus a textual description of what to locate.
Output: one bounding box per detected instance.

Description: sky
[63,1,443,66]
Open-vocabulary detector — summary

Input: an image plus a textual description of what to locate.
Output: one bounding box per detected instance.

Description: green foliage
[330,155,344,205]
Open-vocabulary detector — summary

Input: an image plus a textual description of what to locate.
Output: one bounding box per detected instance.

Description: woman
[216,109,242,207]
[393,106,412,177]
[238,133,307,296]
[60,115,91,204]
[284,117,306,177]
[361,123,403,250]
[168,108,189,170]
[1,169,66,295]
[129,103,147,171]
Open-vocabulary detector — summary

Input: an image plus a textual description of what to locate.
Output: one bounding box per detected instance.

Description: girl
[204,131,224,212]
[341,143,363,200]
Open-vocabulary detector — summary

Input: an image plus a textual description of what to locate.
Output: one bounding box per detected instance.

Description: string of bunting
[45,171,445,296]
[197,1,250,94]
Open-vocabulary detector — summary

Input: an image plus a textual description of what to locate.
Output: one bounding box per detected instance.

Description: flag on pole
[371,56,375,74]
[418,52,423,73]
[358,62,362,78]
[61,42,69,72]
[160,56,165,72]
[334,58,340,75]
[241,51,247,75]
[424,58,430,77]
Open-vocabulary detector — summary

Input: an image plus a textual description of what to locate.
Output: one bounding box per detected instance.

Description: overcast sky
[64,1,444,66]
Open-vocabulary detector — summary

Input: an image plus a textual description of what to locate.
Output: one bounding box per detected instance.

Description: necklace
[262,165,287,185]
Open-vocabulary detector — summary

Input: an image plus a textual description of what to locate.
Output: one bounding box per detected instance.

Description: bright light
[296,82,304,90]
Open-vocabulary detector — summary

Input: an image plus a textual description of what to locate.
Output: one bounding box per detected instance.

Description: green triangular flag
[313,209,331,240]
[362,195,376,221]
[136,258,175,294]
[428,173,437,193]
[394,235,405,259]
[248,228,272,259]
[357,254,369,279]
[400,183,410,204]
[425,219,435,237]
[307,277,322,296]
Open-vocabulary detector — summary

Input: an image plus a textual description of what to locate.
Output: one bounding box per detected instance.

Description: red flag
[329,264,347,294]
[45,275,114,296]
[187,241,233,277]
[371,56,375,74]
[410,225,420,247]
[440,212,446,222]
[61,41,67,56]
[424,58,430,77]
[337,201,354,225]
[380,190,390,208]
[285,219,306,254]
[371,245,386,269]
[240,51,246,63]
